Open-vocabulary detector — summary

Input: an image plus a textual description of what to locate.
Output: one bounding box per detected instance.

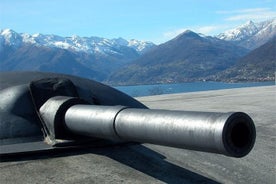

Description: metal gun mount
[0,72,256,157]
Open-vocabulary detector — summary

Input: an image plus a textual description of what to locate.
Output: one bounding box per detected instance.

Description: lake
[114,81,275,97]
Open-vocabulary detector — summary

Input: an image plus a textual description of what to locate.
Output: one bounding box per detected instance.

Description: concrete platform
[1,86,275,184]
[138,85,276,184]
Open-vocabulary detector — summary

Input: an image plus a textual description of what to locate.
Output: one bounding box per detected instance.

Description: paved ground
[138,85,276,184]
[1,86,275,184]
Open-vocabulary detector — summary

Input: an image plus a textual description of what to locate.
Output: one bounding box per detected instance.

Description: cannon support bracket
[39,96,88,143]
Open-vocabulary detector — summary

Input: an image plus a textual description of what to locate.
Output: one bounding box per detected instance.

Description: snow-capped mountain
[108,30,249,85]
[0,29,156,82]
[0,29,155,55]
[0,19,274,84]
[217,19,276,49]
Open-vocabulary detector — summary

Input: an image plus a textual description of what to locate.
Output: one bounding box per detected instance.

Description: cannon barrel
[0,72,256,157]
[64,104,256,158]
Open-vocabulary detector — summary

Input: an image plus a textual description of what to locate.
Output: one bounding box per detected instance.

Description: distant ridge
[210,36,276,82]
[0,29,156,81]
[1,19,275,85]
[0,29,156,54]
[217,19,276,49]
[107,30,248,85]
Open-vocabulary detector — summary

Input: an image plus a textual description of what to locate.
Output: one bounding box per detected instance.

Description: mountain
[210,37,276,82]
[1,19,274,85]
[217,19,276,50]
[107,30,249,85]
[0,29,155,54]
[0,44,105,80]
[0,29,156,81]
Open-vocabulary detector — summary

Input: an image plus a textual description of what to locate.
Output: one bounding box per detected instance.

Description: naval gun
[0,72,256,158]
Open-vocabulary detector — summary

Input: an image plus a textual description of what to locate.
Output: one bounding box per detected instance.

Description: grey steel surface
[0,71,146,108]
[65,105,126,140]
[114,109,254,157]
[1,86,275,183]
[0,71,147,154]
[65,104,255,157]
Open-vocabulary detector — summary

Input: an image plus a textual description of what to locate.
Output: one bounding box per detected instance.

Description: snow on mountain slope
[1,19,274,54]
[217,21,258,41]
[0,29,155,55]
[0,29,22,47]
[217,19,276,49]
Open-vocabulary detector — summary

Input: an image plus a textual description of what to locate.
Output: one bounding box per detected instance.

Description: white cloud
[217,8,270,14]
[217,8,276,22]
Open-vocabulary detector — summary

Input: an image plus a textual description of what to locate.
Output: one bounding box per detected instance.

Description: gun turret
[0,72,256,157]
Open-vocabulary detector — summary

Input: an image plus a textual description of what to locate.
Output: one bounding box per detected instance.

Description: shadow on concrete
[98,145,219,184]
[1,144,219,184]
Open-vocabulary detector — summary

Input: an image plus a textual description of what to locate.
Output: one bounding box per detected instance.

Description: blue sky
[1,0,275,43]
